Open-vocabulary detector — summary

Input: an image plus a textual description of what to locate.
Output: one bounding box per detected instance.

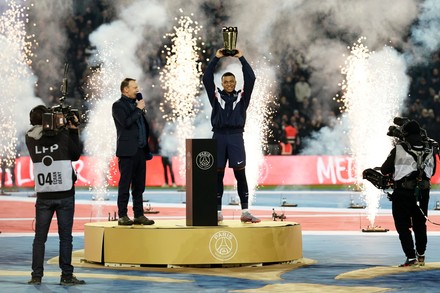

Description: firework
[244,56,277,203]
[340,37,408,225]
[159,12,203,179]
[0,1,34,171]
[83,41,121,201]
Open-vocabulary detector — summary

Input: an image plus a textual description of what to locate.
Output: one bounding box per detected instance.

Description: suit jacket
[112,95,150,157]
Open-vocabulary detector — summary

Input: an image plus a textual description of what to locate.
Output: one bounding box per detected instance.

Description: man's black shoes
[118,216,134,226]
[118,215,155,225]
[133,215,155,225]
[28,275,85,286]
[60,275,86,286]
[28,277,41,285]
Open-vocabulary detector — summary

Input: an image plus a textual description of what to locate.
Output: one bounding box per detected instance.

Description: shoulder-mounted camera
[363,116,439,190]
[386,117,409,140]
[42,63,80,135]
[387,116,439,154]
[42,103,80,135]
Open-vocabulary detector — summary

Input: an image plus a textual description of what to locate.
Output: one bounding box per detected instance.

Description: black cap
[403,120,420,136]
[29,105,49,125]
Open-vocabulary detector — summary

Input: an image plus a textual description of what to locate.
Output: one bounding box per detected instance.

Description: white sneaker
[240,211,261,223]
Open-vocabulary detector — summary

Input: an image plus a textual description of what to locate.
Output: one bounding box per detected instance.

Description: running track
[3,190,440,234]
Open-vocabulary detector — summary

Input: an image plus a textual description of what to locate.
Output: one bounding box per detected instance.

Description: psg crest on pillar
[196,151,214,170]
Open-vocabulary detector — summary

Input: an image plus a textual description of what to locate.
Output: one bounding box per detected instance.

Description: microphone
[136,92,147,113]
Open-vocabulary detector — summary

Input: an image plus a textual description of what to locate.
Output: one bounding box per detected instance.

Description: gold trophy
[222,26,238,56]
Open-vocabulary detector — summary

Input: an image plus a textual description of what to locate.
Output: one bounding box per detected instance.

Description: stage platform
[84,220,302,267]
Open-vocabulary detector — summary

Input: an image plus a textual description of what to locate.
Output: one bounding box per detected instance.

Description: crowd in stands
[271,51,440,155]
[45,1,440,156]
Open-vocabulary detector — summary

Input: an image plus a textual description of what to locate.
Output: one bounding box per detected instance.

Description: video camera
[363,116,440,190]
[362,168,393,190]
[387,116,439,153]
[386,117,409,140]
[42,63,80,135]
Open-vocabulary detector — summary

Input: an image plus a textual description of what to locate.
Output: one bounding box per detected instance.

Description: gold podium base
[84,220,302,267]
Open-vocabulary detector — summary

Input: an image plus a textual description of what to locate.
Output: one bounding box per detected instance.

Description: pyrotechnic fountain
[244,56,276,203]
[0,1,38,193]
[339,37,409,228]
[159,12,203,180]
[83,42,121,202]
[158,13,275,204]
[82,0,167,217]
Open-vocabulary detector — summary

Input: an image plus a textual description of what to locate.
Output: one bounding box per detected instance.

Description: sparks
[244,56,277,204]
[83,41,122,202]
[159,13,203,179]
[0,1,34,169]
[340,37,408,225]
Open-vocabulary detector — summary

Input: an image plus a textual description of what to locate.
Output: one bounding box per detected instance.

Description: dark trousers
[117,148,146,218]
[392,188,429,258]
[31,196,75,278]
[161,156,175,184]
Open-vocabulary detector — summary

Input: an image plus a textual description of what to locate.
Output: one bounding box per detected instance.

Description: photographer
[25,105,85,286]
[380,120,436,267]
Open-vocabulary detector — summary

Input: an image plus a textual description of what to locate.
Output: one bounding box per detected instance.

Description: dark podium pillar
[186,139,217,226]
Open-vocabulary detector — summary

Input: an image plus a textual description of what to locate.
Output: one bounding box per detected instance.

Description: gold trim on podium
[84,220,302,266]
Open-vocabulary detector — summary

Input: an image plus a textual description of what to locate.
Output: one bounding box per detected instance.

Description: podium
[185,139,217,226]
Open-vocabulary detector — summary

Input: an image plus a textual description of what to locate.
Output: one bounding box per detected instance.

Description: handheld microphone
[136,92,147,113]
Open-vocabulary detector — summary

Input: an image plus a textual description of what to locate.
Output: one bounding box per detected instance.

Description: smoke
[84,0,436,166]
[4,0,440,193]
[100,0,217,86]
[229,0,417,88]
[26,0,73,105]
[213,0,420,155]
[413,0,440,51]
[407,0,440,64]
[87,0,227,156]
[301,121,349,156]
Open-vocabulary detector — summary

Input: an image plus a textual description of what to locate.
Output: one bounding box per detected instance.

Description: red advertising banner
[2,155,440,188]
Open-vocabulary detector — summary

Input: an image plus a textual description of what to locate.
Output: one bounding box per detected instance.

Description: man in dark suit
[112,78,154,225]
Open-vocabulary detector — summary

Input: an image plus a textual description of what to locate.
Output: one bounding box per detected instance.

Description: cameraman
[381,120,436,267]
[25,105,85,286]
